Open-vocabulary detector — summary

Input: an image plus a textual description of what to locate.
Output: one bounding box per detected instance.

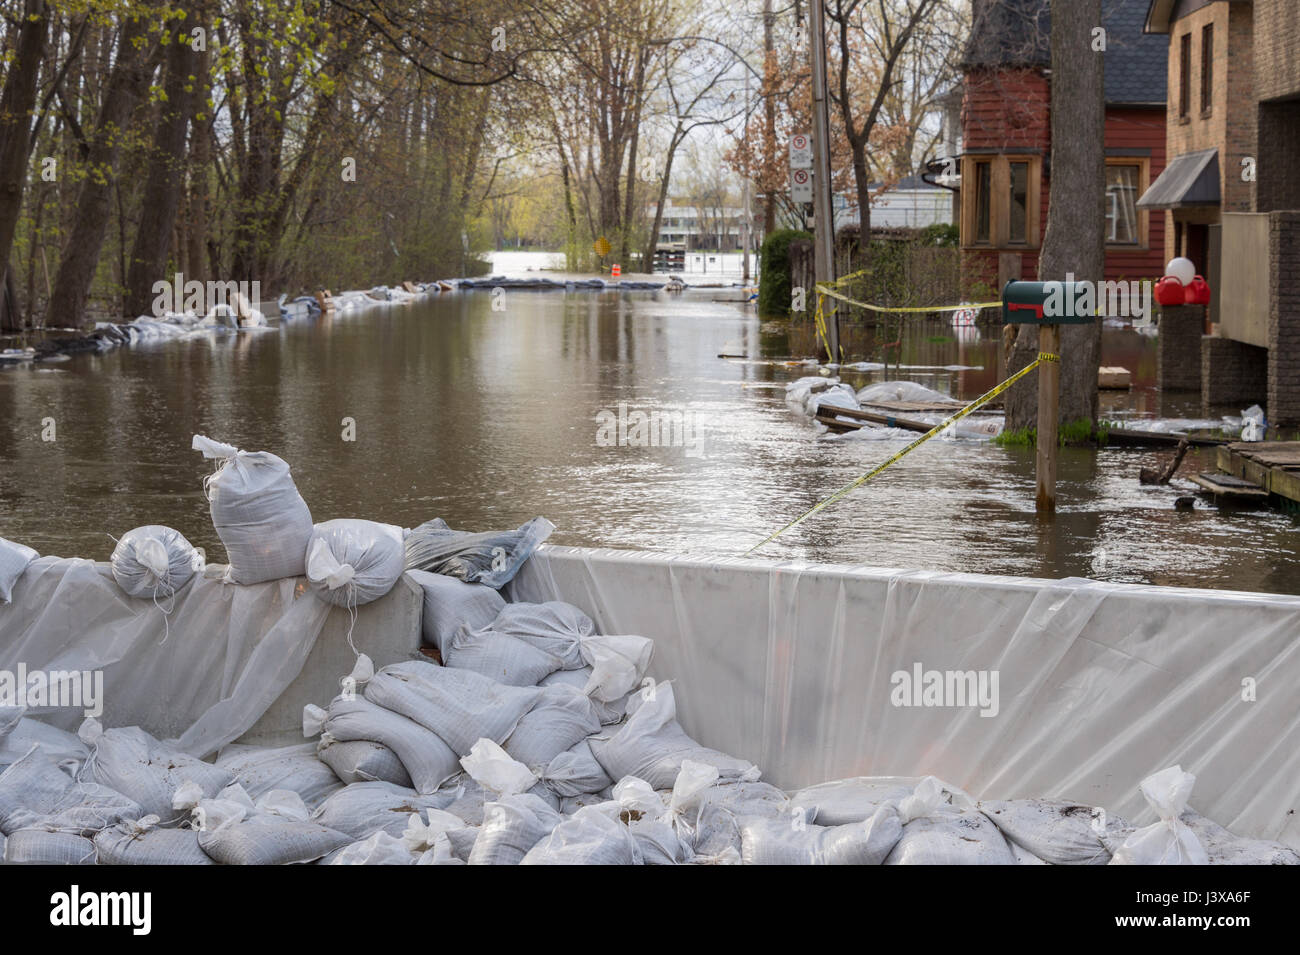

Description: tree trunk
[124,11,198,317]
[762,0,776,236]
[46,14,155,329]
[0,0,48,331]
[1004,0,1105,432]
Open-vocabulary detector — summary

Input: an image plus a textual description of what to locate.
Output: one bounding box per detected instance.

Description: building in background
[954,0,1168,291]
[832,174,954,232]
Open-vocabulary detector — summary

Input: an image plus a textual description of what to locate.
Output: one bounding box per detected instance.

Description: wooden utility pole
[1036,324,1060,513]
[808,0,839,360]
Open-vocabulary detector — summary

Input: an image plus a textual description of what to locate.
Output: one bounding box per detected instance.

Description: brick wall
[1252,0,1300,102]
[1267,211,1300,425]
[1202,335,1268,407]
[1158,305,1204,390]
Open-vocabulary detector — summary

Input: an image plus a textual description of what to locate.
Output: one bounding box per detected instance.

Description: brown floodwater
[2,287,1297,595]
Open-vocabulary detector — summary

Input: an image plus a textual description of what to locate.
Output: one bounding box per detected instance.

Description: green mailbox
[1002,281,1096,325]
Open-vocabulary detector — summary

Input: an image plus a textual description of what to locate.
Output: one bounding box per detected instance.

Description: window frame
[960,154,1042,250]
[1200,24,1214,116]
[1179,32,1192,119]
[1103,157,1150,250]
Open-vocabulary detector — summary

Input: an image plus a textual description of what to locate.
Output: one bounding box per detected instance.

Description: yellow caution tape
[817,282,1001,314]
[1038,352,1059,363]
[746,355,1049,555]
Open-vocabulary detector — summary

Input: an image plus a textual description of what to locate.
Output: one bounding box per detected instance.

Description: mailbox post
[1002,281,1092,514]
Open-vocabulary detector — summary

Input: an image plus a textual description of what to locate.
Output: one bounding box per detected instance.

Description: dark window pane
[1009,161,1029,243]
[1201,25,1213,113]
[975,162,991,242]
[1180,33,1191,117]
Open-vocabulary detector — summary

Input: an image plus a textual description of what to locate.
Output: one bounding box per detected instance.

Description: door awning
[1136,148,1220,210]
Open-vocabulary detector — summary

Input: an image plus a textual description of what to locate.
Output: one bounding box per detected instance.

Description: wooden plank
[1037,324,1060,513]
[1098,366,1131,389]
[859,399,965,414]
[1189,473,1269,499]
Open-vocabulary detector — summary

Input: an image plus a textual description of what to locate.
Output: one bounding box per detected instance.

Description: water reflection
[1,290,1297,595]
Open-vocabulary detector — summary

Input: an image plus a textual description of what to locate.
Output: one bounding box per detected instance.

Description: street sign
[789,133,812,169]
[593,236,611,257]
[790,168,813,203]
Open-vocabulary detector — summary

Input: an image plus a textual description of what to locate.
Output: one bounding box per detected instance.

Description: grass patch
[926,335,954,344]
[995,418,1108,448]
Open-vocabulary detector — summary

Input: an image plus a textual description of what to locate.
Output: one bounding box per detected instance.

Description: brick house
[955,0,1169,293]
[1140,0,1300,424]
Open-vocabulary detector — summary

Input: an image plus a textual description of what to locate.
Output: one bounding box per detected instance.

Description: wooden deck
[1188,471,1270,503]
[1216,441,1300,504]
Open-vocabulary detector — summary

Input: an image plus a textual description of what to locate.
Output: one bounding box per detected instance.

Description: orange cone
[611,264,621,278]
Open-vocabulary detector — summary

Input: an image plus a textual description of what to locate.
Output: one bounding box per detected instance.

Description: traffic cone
[611,264,621,278]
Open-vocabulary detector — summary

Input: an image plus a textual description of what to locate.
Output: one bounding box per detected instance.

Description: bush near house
[758,229,813,316]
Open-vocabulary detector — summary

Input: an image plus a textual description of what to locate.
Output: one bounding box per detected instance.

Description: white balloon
[1165,257,1196,286]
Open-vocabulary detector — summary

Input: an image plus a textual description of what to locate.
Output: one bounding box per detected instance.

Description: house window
[1009,161,1030,244]
[1179,32,1191,118]
[1200,24,1214,114]
[974,161,992,243]
[1105,163,1141,245]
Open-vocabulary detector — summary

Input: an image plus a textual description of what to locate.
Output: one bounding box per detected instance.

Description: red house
[953,0,1169,292]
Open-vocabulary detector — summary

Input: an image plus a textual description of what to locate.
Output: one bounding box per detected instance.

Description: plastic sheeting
[508,546,1300,849]
[0,557,330,757]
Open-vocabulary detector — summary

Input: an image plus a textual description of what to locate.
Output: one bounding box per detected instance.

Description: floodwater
[2,277,1298,596]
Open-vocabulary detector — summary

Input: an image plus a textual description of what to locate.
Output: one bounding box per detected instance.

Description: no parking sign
[790,168,813,203]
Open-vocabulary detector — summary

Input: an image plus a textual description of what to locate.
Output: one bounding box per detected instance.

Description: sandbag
[403,516,553,588]
[4,827,97,864]
[305,519,404,607]
[487,601,594,669]
[980,798,1127,865]
[316,696,460,795]
[1180,809,1300,865]
[1109,766,1208,866]
[445,625,563,686]
[198,818,350,865]
[692,781,791,857]
[742,805,903,865]
[521,805,639,865]
[469,792,562,865]
[503,684,601,769]
[193,434,314,584]
[94,817,214,865]
[0,706,23,747]
[76,719,233,823]
[407,568,504,655]
[317,738,412,787]
[0,715,89,774]
[579,634,654,703]
[110,525,198,599]
[789,776,919,827]
[541,739,612,798]
[364,660,542,755]
[884,778,1014,866]
[311,781,460,840]
[0,536,37,603]
[215,742,343,808]
[589,682,759,791]
[0,746,141,835]
[539,668,629,724]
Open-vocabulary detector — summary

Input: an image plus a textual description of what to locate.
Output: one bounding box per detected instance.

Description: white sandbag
[742,804,903,865]
[692,781,791,857]
[560,792,610,815]
[439,776,487,826]
[364,660,542,755]
[488,601,594,669]
[589,682,759,791]
[460,739,538,796]
[884,778,1014,865]
[216,742,343,808]
[469,792,563,865]
[77,719,234,823]
[579,634,653,702]
[403,516,553,588]
[0,536,39,602]
[504,684,601,769]
[94,816,215,865]
[305,520,405,607]
[317,738,411,787]
[1180,809,1300,865]
[318,696,460,795]
[311,781,460,840]
[539,668,628,724]
[445,625,563,686]
[110,525,198,599]
[521,805,639,865]
[198,818,350,865]
[979,798,1127,865]
[1110,766,1209,866]
[255,789,311,822]
[789,776,920,826]
[0,746,141,835]
[541,739,612,798]
[0,716,89,773]
[325,830,421,865]
[4,827,97,864]
[192,434,314,584]
[407,568,504,655]
[0,706,23,748]
[600,777,692,864]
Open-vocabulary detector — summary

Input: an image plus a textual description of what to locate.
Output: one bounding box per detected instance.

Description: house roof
[868,174,947,193]
[964,0,1168,106]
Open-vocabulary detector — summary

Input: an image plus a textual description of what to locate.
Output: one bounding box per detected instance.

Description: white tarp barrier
[508,546,1300,849]
[0,557,330,757]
